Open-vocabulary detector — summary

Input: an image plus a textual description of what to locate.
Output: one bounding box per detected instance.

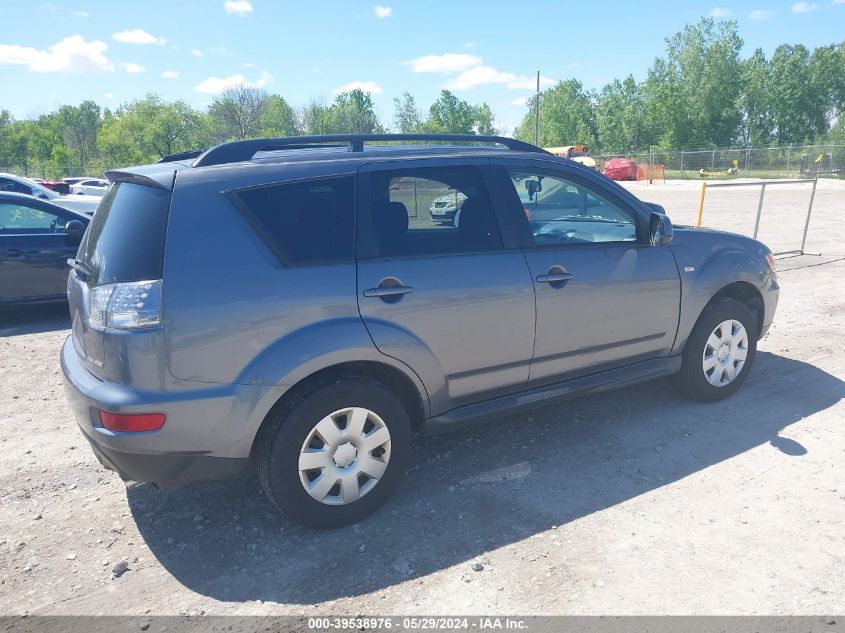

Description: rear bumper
[78,425,247,483]
[60,336,249,484]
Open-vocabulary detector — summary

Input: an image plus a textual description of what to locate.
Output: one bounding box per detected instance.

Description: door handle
[363,285,414,298]
[536,270,575,283]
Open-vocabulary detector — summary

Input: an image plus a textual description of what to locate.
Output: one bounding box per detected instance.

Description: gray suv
[61,134,779,528]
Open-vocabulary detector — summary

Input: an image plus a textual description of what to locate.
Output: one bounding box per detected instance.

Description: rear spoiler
[104,167,177,191]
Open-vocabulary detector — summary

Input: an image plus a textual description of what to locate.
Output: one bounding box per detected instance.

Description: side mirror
[65,219,86,239]
[37,193,50,200]
[649,212,673,246]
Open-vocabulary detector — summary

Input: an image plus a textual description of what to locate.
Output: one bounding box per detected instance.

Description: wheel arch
[704,281,765,336]
[249,360,427,462]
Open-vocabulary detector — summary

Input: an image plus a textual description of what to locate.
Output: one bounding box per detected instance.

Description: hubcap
[702,319,749,387]
[298,407,391,506]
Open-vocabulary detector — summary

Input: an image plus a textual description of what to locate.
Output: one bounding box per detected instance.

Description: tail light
[98,411,166,432]
[89,280,162,329]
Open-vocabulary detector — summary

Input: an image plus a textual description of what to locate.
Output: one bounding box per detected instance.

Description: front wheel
[255,375,412,529]
[674,298,758,402]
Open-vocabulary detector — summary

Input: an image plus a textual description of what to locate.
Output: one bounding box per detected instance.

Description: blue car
[0,191,89,304]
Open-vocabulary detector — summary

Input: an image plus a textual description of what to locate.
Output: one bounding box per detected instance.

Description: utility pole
[534,71,540,146]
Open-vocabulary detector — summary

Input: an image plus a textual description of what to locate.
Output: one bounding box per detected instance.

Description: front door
[0,200,82,301]
[494,162,681,384]
[356,162,536,414]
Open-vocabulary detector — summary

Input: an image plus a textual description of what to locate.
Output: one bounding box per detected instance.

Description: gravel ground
[1,179,843,616]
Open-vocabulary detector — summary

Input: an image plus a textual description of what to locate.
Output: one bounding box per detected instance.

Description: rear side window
[78,182,171,286]
[234,176,354,265]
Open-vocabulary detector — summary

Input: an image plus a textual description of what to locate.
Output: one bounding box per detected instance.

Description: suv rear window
[233,176,354,265]
[77,182,171,286]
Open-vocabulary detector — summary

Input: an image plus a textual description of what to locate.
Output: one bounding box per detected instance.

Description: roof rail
[191,134,548,168]
[157,149,206,164]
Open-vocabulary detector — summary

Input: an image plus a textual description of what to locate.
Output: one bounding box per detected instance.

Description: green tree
[259,94,299,137]
[738,48,772,146]
[473,103,497,135]
[514,79,597,147]
[327,89,383,134]
[641,18,743,148]
[393,92,422,133]
[57,100,102,174]
[596,75,645,152]
[426,90,477,134]
[769,44,826,143]
[209,86,269,139]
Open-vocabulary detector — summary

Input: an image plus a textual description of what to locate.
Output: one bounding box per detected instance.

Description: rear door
[356,160,536,414]
[0,200,83,301]
[491,160,681,384]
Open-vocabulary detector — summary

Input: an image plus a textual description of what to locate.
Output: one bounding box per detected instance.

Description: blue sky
[1,0,843,134]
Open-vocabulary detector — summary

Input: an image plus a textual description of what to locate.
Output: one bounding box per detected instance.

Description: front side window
[507,169,638,246]
[0,202,67,233]
[367,166,503,258]
[235,176,354,265]
[0,178,33,195]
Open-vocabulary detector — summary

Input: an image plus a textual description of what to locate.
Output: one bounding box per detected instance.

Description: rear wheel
[675,298,758,402]
[256,375,412,529]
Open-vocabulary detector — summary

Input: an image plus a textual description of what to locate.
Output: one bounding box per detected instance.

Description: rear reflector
[98,411,166,433]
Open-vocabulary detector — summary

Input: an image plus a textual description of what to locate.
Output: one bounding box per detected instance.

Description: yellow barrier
[695,182,707,227]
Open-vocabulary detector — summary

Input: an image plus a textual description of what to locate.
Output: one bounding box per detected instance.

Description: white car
[0,173,101,215]
[69,179,109,197]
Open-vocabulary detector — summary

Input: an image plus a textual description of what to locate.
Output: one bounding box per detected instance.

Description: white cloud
[511,96,531,106]
[748,9,775,19]
[161,70,179,79]
[406,53,483,73]
[223,0,253,15]
[791,2,818,12]
[0,35,114,73]
[121,62,145,73]
[194,70,273,94]
[709,6,732,16]
[373,5,392,18]
[333,80,383,94]
[464,42,477,49]
[73,10,89,17]
[112,29,165,45]
[191,48,204,57]
[104,92,115,99]
[405,52,552,91]
[445,66,553,91]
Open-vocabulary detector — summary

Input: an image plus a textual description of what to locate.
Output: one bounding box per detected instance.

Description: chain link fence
[594,144,844,180]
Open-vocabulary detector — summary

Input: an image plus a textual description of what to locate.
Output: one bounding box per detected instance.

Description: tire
[255,374,412,529]
[674,298,758,402]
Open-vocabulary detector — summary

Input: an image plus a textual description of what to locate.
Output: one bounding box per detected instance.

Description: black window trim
[355,158,514,262]
[226,173,357,268]
[491,158,652,249]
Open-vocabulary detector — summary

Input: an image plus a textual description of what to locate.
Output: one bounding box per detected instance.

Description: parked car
[0,173,100,215]
[429,190,467,225]
[0,192,89,304]
[41,180,72,195]
[63,177,99,186]
[70,179,109,197]
[61,134,779,529]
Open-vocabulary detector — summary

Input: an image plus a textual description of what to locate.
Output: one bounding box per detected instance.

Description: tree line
[1,17,843,178]
[0,86,496,177]
[515,18,845,152]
